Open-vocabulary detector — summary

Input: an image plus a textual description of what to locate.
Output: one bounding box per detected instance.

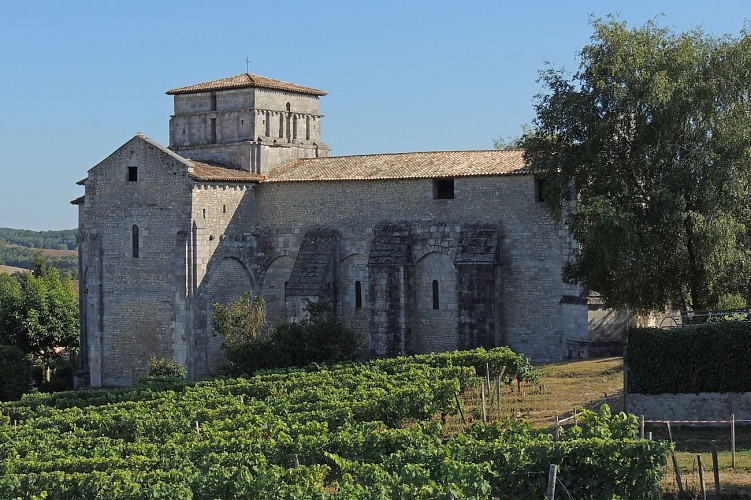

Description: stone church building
[73,73,604,387]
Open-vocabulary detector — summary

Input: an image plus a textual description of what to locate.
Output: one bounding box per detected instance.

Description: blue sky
[1,1,749,230]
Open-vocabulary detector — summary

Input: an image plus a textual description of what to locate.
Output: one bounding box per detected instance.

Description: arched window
[132,225,140,258]
[432,280,439,310]
[355,281,362,309]
[285,103,291,142]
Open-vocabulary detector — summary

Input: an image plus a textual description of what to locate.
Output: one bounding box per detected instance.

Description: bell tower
[167,73,330,175]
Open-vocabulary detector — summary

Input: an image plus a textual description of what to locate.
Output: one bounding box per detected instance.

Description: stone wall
[190,183,258,379]
[626,393,751,421]
[79,136,192,386]
[253,175,585,361]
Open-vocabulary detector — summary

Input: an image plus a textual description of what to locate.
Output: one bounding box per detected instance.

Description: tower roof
[166,73,327,96]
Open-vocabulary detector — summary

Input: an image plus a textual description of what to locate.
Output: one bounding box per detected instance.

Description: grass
[455,357,751,497]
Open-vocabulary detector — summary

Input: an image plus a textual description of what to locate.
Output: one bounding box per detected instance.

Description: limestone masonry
[73,73,610,387]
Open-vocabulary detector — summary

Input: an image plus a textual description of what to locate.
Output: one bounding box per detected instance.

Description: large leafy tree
[523,18,751,312]
[0,255,78,377]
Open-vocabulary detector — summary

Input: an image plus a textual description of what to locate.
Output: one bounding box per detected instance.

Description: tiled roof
[264,150,528,182]
[189,161,263,183]
[167,73,327,96]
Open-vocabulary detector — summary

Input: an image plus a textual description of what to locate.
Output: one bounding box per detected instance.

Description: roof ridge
[265,149,529,183]
[166,73,327,96]
[304,149,524,160]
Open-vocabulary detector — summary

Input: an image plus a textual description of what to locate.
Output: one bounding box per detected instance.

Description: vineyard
[0,348,670,499]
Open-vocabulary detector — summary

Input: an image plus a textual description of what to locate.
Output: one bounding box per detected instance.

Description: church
[72,73,610,387]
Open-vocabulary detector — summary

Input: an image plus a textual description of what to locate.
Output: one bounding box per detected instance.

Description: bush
[627,323,751,394]
[0,346,32,401]
[220,300,360,375]
[131,357,189,392]
[148,357,187,378]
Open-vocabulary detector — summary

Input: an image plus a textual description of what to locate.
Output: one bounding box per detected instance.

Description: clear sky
[1,1,749,230]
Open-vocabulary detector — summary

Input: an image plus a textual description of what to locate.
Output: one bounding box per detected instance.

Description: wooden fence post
[732,414,736,469]
[546,464,557,500]
[481,383,487,423]
[668,422,684,495]
[622,346,628,412]
[485,362,491,398]
[697,454,707,500]
[711,440,720,496]
[454,391,467,426]
[496,374,502,420]
[640,415,645,439]
[554,415,560,441]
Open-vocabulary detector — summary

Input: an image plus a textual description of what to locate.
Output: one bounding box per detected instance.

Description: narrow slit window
[132,225,139,258]
[210,93,217,111]
[285,103,291,142]
[433,178,454,199]
[210,118,217,144]
[432,280,439,310]
[355,281,362,309]
[128,166,138,182]
[534,177,546,203]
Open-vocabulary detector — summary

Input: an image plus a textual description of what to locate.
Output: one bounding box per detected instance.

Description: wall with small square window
[433,178,454,199]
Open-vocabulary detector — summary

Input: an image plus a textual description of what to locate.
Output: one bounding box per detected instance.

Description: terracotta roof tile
[167,73,327,96]
[264,150,529,182]
[189,161,263,183]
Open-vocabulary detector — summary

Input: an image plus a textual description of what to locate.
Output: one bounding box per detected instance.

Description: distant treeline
[0,228,77,251]
[0,228,78,279]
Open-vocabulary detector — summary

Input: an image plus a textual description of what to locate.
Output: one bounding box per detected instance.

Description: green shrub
[627,323,751,393]
[716,293,747,310]
[220,300,360,375]
[0,346,32,401]
[148,357,187,378]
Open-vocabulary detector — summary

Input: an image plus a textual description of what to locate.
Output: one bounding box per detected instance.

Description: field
[1,244,77,258]
[0,349,671,498]
[0,264,27,275]
[2,352,743,497]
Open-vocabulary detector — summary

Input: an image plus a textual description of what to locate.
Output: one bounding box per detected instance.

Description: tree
[0,263,78,380]
[493,123,532,150]
[213,293,359,374]
[212,291,269,355]
[522,17,751,313]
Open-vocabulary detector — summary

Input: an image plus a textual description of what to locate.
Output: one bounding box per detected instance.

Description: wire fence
[658,308,751,328]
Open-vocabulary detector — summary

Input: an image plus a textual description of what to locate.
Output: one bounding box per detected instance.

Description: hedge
[627,322,751,394]
[0,346,32,401]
